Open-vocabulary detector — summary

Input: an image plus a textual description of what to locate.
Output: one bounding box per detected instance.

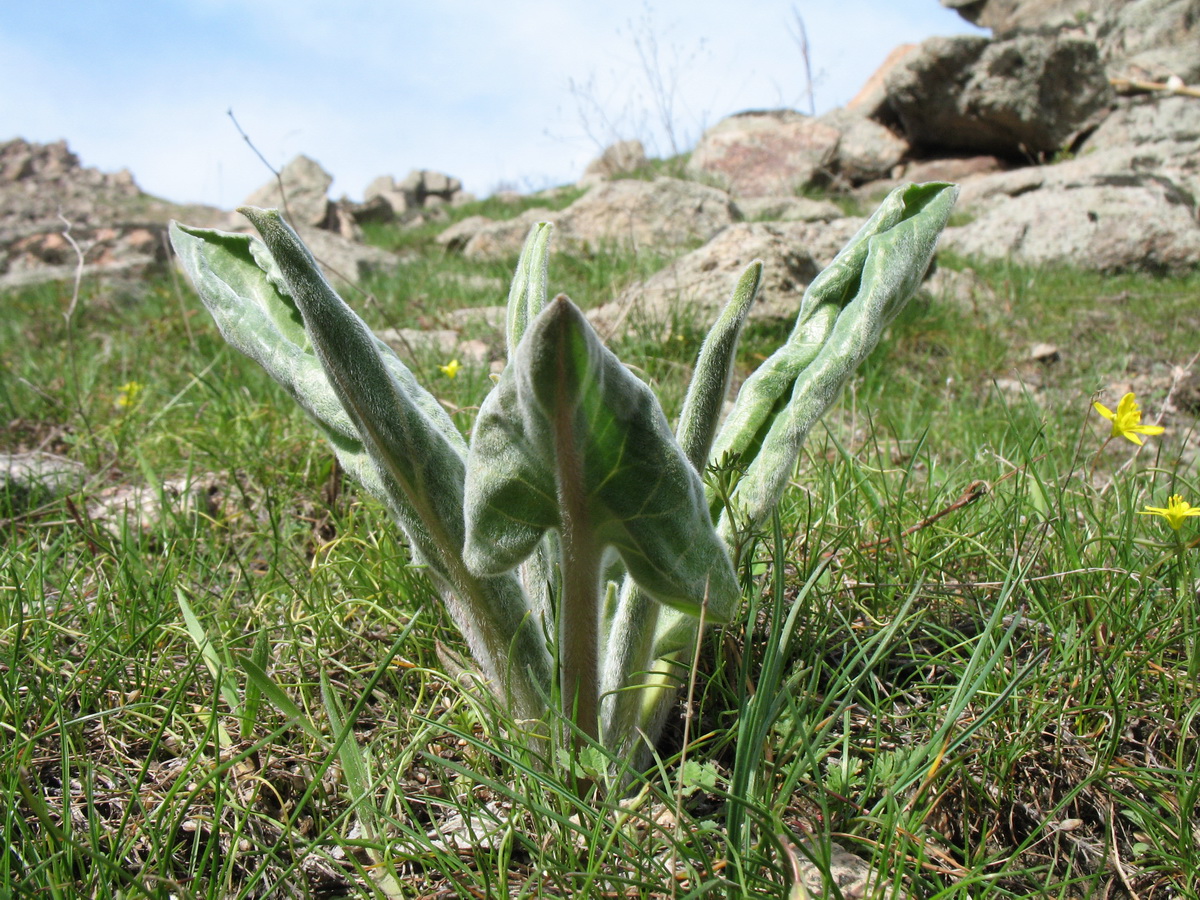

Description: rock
[588,217,867,334]
[940,0,1102,33]
[243,155,334,229]
[457,209,556,260]
[941,0,1200,83]
[345,194,397,225]
[364,175,414,218]
[1103,0,1200,82]
[1,452,87,513]
[578,139,648,185]
[791,840,906,899]
[901,155,1008,184]
[1082,94,1200,153]
[435,215,500,252]
[560,178,739,249]
[363,169,469,221]
[294,226,403,286]
[847,44,920,119]
[883,34,1113,158]
[455,178,739,261]
[377,328,490,364]
[817,107,910,185]
[736,196,844,223]
[446,304,507,334]
[920,266,1001,320]
[87,475,224,533]
[941,152,1200,272]
[686,110,841,197]
[1029,342,1061,362]
[0,138,225,289]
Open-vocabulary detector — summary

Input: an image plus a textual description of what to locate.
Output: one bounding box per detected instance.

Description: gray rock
[941,0,1200,82]
[942,154,1200,272]
[243,155,334,229]
[1,452,87,513]
[1082,94,1200,152]
[847,44,921,120]
[578,139,648,185]
[817,108,910,185]
[436,215,500,252]
[87,475,223,533]
[346,194,397,225]
[588,217,867,335]
[364,175,414,218]
[792,840,907,899]
[456,178,739,261]
[883,34,1113,157]
[1106,0,1200,82]
[392,169,465,206]
[940,0,1102,33]
[457,209,556,260]
[686,110,841,197]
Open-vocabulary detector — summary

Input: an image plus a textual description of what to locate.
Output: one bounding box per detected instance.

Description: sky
[1,2,986,209]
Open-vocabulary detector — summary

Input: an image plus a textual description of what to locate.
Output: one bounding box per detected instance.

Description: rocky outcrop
[941,166,1200,273]
[942,0,1200,82]
[0,138,225,290]
[882,33,1113,158]
[360,168,474,223]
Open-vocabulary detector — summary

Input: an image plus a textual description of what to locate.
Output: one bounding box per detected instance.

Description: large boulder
[941,143,1200,272]
[587,217,867,334]
[941,0,1200,82]
[882,33,1113,158]
[686,110,841,197]
[243,155,333,229]
[450,178,740,261]
[817,108,910,185]
[1081,94,1200,155]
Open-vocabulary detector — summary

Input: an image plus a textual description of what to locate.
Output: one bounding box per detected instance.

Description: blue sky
[1,2,985,208]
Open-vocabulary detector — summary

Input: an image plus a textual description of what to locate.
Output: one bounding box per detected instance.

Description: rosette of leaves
[169,181,956,762]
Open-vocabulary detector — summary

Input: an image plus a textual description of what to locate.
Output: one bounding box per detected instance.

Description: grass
[2,209,1199,898]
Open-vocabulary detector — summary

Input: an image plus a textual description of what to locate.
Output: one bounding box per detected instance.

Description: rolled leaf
[675,260,763,472]
[506,222,553,356]
[720,182,959,532]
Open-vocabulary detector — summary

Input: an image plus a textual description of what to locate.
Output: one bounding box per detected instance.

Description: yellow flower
[116,380,144,409]
[438,359,461,378]
[1138,494,1200,531]
[1092,392,1165,445]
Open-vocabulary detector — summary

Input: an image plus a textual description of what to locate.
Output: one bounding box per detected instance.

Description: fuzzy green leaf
[506,222,553,356]
[713,182,959,531]
[464,295,738,622]
[171,211,551,719]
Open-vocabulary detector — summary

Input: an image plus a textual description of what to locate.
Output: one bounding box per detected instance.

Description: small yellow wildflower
[1139,494,1200,531]
[438,359,461,378]
[116,380,144,409]
[1092,392,1165,446]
